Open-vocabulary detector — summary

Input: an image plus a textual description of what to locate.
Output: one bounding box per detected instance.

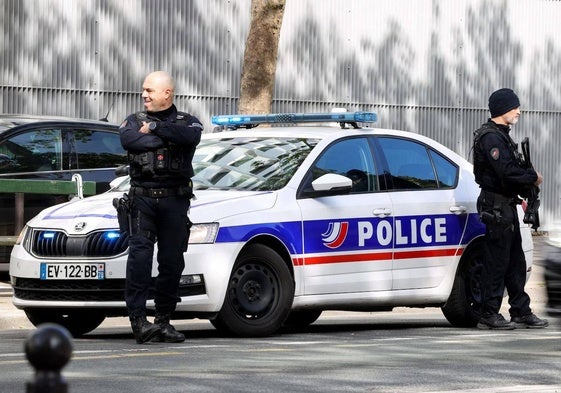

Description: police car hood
[190,189,277,222]
[26,192,125,235]
[26,189,277,234]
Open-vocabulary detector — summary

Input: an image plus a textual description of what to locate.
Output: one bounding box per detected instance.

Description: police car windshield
[192,136,319,191]
[111,176,131,192]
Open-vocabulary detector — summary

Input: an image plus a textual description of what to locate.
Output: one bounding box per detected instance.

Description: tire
[441,244,485,327]
[283,309,322,328]
[24,309,106,337]
[212,244,294,337]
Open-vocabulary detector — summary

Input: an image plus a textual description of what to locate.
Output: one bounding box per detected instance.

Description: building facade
[1,0,560,227]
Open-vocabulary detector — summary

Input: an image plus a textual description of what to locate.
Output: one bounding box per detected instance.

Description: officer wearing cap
[473,88,548,330]
[119,71,203,343]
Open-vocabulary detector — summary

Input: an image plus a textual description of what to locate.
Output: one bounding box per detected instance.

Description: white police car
[9,111,534,337]
[544,225,561,320]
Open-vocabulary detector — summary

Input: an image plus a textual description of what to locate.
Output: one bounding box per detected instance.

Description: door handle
[449,205,467,215]
[373,208,392,217]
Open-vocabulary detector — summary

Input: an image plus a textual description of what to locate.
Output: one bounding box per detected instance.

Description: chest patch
[490,147,500,160]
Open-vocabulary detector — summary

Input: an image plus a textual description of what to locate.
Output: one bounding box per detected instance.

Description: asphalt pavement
[0,235,552,332]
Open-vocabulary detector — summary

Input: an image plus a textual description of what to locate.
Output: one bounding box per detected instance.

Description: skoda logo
[74,222,87,232]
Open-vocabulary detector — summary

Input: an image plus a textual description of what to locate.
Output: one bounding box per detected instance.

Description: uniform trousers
[125,193,190,320]
[480,200,531,317]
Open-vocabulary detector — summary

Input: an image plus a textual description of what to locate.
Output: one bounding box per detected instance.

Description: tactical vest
[473,123,524,188]
[128,111,195,180]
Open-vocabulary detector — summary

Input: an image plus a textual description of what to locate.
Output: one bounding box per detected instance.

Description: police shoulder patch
[490,147,500,160]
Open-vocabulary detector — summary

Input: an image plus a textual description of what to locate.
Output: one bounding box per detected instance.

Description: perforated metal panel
[1,0,560,227]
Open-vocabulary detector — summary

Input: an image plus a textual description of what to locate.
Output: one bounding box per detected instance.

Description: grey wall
[1,0,560,228]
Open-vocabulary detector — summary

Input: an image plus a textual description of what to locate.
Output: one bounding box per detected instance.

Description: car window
[429,148,458,188]
[72,130,127,169]
[377,137,438,190]
[192,136,319,191]
[0,128,63,173]
[307,137,377,193]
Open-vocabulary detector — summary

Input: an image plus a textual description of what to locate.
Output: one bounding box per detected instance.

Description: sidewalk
[0,280,33,330]
[0,237,550,331]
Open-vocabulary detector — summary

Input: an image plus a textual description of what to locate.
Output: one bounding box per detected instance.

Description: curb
[0,282,12,294]
[0,282,34,330]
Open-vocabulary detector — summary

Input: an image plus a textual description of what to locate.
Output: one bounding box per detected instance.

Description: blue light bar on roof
[211,111,377,127]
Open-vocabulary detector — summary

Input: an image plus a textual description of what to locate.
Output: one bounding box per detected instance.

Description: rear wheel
[441,244,485,327]
[211,244,294,337]
[25,309,106,337]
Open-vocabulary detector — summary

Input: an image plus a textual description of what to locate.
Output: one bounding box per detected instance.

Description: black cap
[488,88,520,117]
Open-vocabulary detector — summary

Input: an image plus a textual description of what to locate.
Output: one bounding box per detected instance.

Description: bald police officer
[120,71,203,343]
[473,88,548,330]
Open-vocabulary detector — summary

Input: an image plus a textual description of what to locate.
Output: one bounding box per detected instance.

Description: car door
[0,126,67,263]
[69,127,127,193]
[297,136,394,295]
[0,127,65,176]
[0,126,68,220]
[373,136,467,290]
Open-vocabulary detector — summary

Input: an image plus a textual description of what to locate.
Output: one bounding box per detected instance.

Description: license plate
[40,263,105,280]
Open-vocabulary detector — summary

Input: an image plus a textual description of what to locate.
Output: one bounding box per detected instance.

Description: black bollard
[25,323,73,393]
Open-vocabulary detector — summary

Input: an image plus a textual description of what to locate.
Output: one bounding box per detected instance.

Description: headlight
[189,223,219,244]
[14,225,29,245]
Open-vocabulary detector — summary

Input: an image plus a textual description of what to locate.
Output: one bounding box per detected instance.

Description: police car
[544,225,561,320]
[9,111,534,337]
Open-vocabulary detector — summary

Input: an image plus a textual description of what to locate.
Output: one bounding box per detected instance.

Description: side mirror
[303,173,353,198]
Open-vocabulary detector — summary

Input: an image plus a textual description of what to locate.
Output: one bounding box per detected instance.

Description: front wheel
[25,309,106,337]
[211,244,294,337]
[441,244,485,327]
[283,309,323,328]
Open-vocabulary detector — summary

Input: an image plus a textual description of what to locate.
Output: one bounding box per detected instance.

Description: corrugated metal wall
[1,0,560,228]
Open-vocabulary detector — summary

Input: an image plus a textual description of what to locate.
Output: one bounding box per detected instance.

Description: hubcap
[230,263,277,318]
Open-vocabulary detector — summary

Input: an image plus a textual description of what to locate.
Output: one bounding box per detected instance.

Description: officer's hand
[535,171,543,186]
[140,121,151,134]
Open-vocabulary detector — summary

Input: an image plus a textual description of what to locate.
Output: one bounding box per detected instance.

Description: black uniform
[119,104,202,320]
[473,119,537,318]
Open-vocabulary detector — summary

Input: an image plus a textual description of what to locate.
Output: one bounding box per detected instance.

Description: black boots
[476,313,516,330]
[153,312,185,343]
[477,312,549,330]
[131,316,161,344]
[511,313,549,329]
[131,313,185,343]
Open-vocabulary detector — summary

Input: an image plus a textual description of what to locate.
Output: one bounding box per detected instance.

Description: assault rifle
[520,137,540,230]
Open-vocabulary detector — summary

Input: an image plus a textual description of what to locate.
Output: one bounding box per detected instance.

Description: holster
[112,193,131,233]
[477,191,516,225]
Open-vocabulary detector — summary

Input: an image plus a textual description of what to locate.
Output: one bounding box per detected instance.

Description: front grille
[13,277,206,302]
[30,229,128,258]
[83,231,128,256]
[32,230,67,256]
[14,278,127,302]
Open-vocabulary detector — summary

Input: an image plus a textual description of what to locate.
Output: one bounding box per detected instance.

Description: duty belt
[481,190,519,206]
[130,186,190,198]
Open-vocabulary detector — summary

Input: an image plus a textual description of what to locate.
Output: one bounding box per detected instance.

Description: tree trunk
[239,0,286,115]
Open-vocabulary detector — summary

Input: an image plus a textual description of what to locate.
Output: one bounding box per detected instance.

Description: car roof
[202,125,467,165]
[204,125,430,146]
[0,114,118,133]
[204,125,413,139]
[206,111,454,151]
